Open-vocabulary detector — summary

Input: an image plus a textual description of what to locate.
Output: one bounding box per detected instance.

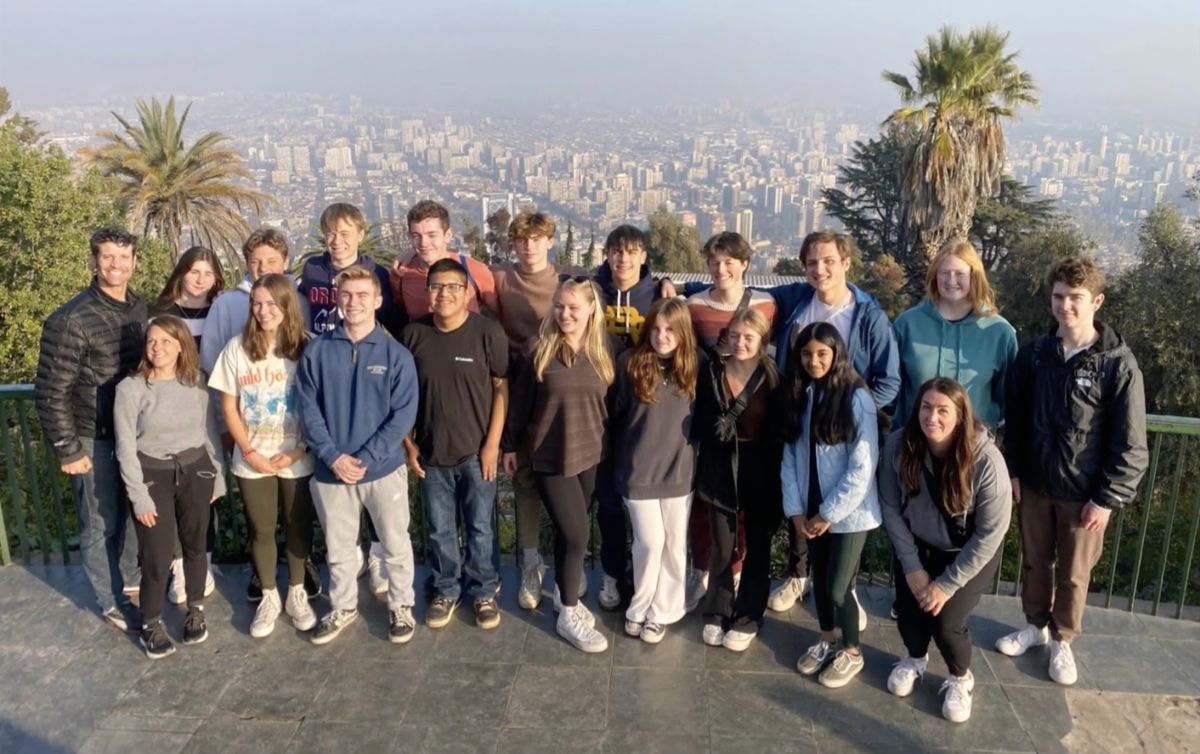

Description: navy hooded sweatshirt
[297,253,404,337]
[595,262,660,351]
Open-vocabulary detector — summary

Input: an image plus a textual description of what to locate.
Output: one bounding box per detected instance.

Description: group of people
[34,198,1149,724]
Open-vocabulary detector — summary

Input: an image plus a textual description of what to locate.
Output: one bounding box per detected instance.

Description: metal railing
[4,383,1199,619]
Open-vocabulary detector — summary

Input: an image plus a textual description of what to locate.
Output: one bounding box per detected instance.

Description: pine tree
[584,226,598,271]
[563,218,575,265]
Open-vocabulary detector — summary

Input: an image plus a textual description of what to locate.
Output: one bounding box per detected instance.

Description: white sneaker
[519,557,545,610]
[168,558,187,605]
[285,584,317,631]
[767,576,808,612]
[641,622,665,644]
[940,671,975,723]
[552,586,595,628]
[204,565,215,598]
[887,655,928,697]
[624,619,643,637]
[556,604,608,653]
[684,569,708,613]
[796,640,836,676]
[367,552,388,596]
[722,628,756,652]
[702,624,726,647]
[1049,640,1078,685]
[850,587,868,632]
[995,624,1050,657]
[250,589,282,638]
[599,575,621,610]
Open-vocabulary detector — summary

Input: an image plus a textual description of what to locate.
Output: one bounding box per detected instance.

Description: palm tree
[80,96,273,264]
[882,25,1039,267]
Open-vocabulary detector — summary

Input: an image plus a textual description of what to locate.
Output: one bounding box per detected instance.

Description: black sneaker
[311,609,358,646]
[102,606,131,632]
[474,599,501,630]
[304,559,322,601]
[183,606,208,645]
[426,597,459,629]
[390,606,416,644]
[140,620,176,660]
[247,568,264,603]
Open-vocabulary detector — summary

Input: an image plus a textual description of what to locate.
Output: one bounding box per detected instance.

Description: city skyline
[2,0,1198,124]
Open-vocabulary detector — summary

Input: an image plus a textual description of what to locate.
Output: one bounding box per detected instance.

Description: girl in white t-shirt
[209,274,317,638]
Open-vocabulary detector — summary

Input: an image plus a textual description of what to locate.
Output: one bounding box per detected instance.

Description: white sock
[523,549,540,568]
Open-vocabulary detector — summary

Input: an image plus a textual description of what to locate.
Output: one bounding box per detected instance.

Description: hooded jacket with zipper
[297,252,403,337]
[770,282,901,409]
[1004,320,1148,509]
[878,428,1012,598]
[596,262,659,351]
[893,300,1017,429]
[691,358,785,513]
[35,279,147,463]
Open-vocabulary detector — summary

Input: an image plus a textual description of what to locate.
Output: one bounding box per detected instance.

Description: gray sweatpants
[311,466,415,611]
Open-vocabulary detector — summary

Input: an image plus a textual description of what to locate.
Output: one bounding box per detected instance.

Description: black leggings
[133,451,216,622]
[784,525,811,579]
[237,475,315,590]
[894,547,1001,677]
[704,500,781,632]
[809,530,868,648]
[534,465,597,608]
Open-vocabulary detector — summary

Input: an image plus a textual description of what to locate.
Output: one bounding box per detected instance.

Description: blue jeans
[420,456,499,603]
[595,458,630,582]
[72,437,139,612]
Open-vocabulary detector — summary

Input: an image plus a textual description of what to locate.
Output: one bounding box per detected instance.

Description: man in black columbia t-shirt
[400,258,509,631]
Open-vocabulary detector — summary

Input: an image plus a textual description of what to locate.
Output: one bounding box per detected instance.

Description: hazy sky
[1,0,1197,123]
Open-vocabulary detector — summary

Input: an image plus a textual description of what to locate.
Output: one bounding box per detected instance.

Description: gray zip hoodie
[877,428,1012,597]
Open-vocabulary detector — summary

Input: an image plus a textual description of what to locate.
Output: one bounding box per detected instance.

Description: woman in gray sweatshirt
[609,298,699,644]
[114,315,225,660]
[878,377,1012,725]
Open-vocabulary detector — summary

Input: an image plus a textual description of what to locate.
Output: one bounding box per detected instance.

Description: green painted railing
[3,383,1199,619]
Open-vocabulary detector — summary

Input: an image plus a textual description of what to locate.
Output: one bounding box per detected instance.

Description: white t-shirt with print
[207,335,314,479]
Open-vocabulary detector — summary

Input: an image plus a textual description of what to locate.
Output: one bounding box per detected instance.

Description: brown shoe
[474,598,501,630]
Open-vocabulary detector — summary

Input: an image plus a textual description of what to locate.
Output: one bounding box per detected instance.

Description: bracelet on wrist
[242,447,258,458]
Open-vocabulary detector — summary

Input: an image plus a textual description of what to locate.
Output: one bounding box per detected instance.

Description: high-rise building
[721,185,737,213]
[764,184,784,215]
[1114,153,1132,177]
[732,209,754,241]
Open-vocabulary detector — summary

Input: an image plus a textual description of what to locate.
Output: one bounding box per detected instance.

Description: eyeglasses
[427,283,467,295]
[558,274,592,285]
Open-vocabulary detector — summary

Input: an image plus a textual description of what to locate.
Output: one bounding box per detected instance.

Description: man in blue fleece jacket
[298,265,420,647]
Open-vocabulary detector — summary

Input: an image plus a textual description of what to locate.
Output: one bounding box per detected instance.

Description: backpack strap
[706,288,756,361]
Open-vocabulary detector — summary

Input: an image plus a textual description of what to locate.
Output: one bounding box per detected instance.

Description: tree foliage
[971,176,1057,270]
[645,206,705,273]
[773,258,804,276]
[821,124,914,266]
[562,218,575,266]
[485,208,512,263]
[0,119,171,383]
[0,87,44,146]
[584,226,598,271]
[79,96,273,265]
[1107,205,1200,415]
[883,25,1039,263]
[990,219,1093,343]
[459,215,489,263]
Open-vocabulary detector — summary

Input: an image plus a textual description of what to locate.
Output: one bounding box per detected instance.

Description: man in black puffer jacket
[35,227,148,632]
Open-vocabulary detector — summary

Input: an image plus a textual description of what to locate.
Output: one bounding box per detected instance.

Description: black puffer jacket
[35,280,147,463]
[1004,321,1148,509]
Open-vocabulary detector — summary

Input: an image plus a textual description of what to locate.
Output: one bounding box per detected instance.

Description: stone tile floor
[1,564,1197,753]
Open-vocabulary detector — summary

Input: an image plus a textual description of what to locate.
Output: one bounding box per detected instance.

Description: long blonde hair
[533,278,615,385]
[926,239,998,317]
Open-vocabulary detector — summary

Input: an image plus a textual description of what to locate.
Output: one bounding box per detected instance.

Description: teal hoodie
[893,300,1017,429]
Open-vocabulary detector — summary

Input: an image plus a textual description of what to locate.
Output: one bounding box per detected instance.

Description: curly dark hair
[89,227,138,257]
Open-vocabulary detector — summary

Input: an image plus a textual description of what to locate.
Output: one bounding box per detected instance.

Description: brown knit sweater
[490,262,588,352]
[504,337,614,477]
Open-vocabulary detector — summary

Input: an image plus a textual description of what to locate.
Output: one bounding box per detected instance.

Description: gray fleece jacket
[877,428,1012,597]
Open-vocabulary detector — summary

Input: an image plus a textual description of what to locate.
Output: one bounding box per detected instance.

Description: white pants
[625,493,692,625]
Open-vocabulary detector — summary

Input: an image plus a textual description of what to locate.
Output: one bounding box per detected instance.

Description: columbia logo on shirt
[368,365,388,375]
[454,357,475,363]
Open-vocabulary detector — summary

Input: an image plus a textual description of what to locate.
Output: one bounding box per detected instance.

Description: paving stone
[904,682,1036,752]
[112,653,235,718]
[808,676,925,748]
[285,720,402,753]
[707,670,820,740]
[214,653,336,720]
[78,729,192,754]
[401,662,517,727]
[504,664,610,731]
[1157,638,1200,689]
[702,616,801,674]
[181,716,299,754]
[1135,611,1200,641]
[603,732,710,754]
[98,714,203,733]
[428,608,530,664]
[389,725,501,753]
[494,728,604,753]
[307,663,426,723]
[610,615,707,670]
[1072,634,1199,695]
[1004,685,1076,754]
[519,609,616,667]
[607,667,708,736]
[711,733,819,753]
